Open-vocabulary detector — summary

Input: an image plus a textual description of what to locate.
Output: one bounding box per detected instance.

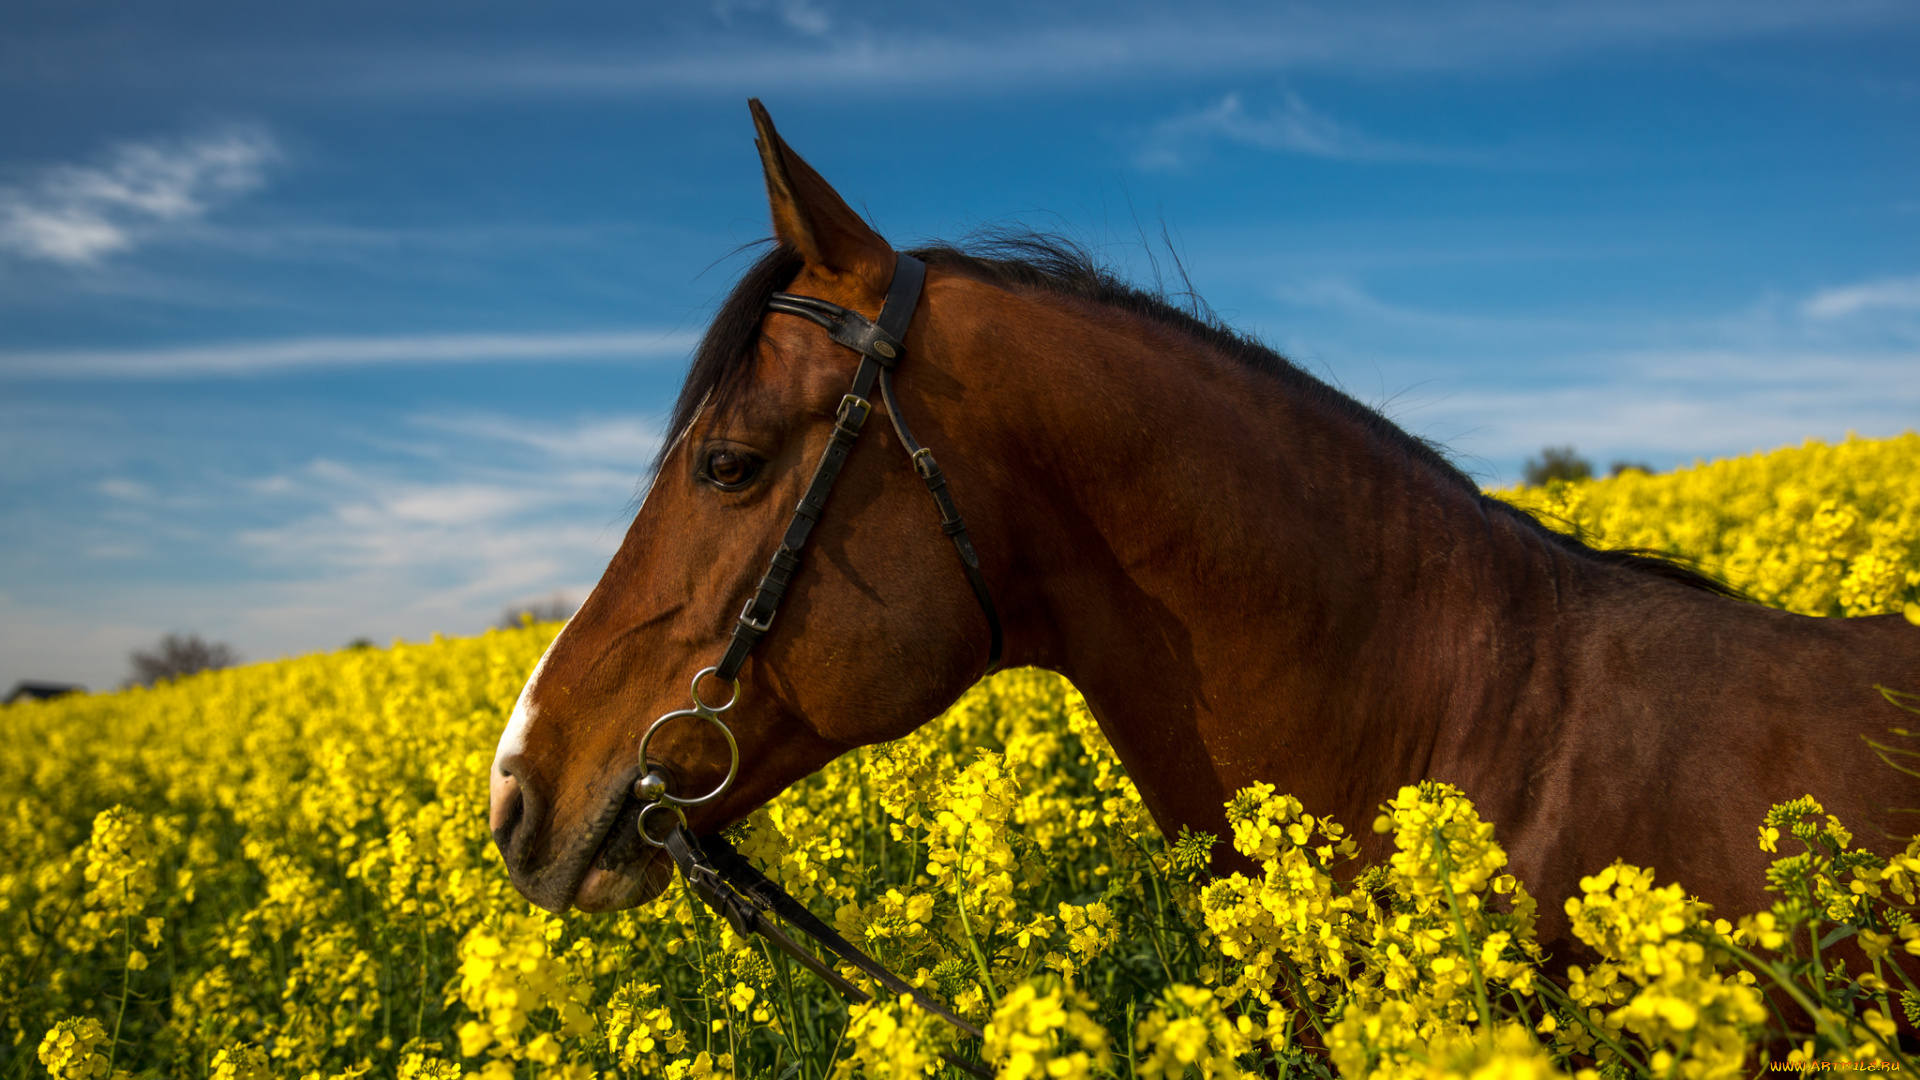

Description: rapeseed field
[7,433,1920,1080]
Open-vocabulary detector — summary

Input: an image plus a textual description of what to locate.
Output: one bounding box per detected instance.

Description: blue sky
[3,0,1917,693]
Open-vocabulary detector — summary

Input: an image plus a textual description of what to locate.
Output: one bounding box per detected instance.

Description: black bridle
[630,252,999,1072]
[719,251,1002,685]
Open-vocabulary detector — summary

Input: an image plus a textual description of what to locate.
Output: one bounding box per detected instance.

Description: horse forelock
[654,241,805,476]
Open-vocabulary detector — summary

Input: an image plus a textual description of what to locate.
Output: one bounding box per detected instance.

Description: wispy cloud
[1137,91,1470,170]
[1803,274,1920,318]
[1274,268,1920,346]
[0,329,698,379]
[710,0,833,37]
[0,405,658,691]
[0,128,278,266]
[231,417,645,607]
[1432,352,1920,485]
[1256,269,1920,483]
[413,413,663,465]
[333,1,1915,99]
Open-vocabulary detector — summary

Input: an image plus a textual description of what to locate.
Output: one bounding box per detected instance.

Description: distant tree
[497,593,578,630]
[1609,459,1655,478]
[125,633,239,688]
[1522,445,1594,486]
[5,680,84,705]
[345,637,377,650]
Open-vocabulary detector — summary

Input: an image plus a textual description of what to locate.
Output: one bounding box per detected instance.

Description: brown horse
[488,102,1920,959]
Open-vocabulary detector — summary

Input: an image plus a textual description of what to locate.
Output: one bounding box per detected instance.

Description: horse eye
[704,450,759,490]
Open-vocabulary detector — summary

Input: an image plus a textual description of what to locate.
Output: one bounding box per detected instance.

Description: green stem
[15,897,77,1009]
[725,980,739,1078]
[109,883,133,1074]
[763,940,811,1080]
[1701,934,1909,1069]
[1129,838,1178,985]
[688,892,717,1055]
[954,888,999,1008]
[1275,954,1331,1049]
[416,908,428,1040]
[952,834,999,1007]
[1804,881,1827,992]
[1531,978,1648,1076]
[1503,985,1534,1030]
[1433,825,1492,1029]
[1663,1023,1695,1080]
[1870,951,1896,1045]
[825,1005,852,1078]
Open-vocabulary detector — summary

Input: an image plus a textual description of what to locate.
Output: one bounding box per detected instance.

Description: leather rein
[630,252,999,1072]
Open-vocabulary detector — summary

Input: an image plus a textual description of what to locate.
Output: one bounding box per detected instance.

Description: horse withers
[487,101,1920,961]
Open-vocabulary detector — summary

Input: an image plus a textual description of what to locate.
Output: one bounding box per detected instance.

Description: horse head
[488,102,1009,913]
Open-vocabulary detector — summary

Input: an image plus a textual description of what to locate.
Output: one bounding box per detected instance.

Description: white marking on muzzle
[495,620,567,771]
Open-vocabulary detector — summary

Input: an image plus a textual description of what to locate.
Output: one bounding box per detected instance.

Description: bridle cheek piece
[623,253,1000,1068]
[632,251,1000,844]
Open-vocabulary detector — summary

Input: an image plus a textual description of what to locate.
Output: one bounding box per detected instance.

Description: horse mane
[664,234,1741,600]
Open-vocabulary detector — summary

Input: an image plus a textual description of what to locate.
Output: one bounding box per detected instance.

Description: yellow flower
[37,1018,114,1080]
[985,980,1109,1080]
[727,983,755,1013]
[1132,984,1260,1079]
[830,994,949,1079]
[210,1044,271,1080]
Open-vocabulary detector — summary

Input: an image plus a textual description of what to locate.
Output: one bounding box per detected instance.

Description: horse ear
[749,99,894,292]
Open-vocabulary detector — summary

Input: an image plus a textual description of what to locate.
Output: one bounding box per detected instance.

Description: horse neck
[959,293,1585,847]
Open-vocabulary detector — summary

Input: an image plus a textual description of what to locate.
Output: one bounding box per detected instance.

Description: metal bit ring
[635,666,741,811]
[638,801,687,849]
[690,666,740,713]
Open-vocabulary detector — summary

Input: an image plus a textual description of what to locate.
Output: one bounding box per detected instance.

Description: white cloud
[0,128,279,266]
[1803,275,1920,319]
[1429,358,1920,487]
[349,1,1912,98]
[230,456,631,627]
[413,413,663,465]
[0,403,663,693]
[1273,268,1920,353]
[1236,261,1920,482]
[97,478,153,500]
[234,412,654,585]
[1138,91,1463,170]
[0,329,698,379]
[711,0,832,36]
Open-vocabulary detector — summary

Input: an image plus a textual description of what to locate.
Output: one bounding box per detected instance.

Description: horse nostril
[489,756,545,864]
[490,773,522,839]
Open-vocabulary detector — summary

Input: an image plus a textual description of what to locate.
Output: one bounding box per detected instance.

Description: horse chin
[570,794,675,912]
[575,847,674,912]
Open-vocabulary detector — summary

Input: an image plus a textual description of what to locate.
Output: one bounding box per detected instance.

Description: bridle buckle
[736,597,776,635]
[835,393,872,433]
